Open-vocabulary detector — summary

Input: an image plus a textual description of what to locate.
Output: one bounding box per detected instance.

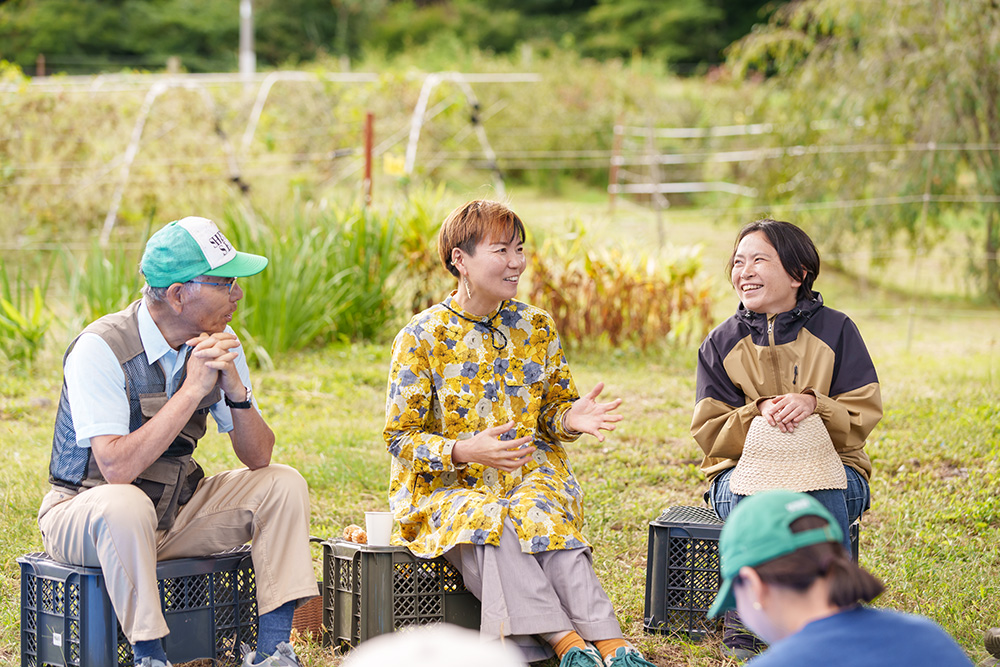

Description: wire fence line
[612,142,1000,167]
[607,121,1000,273]
[7,149,611,180]
[4,70,545,241]
[599,120,1000,315]
[609,122,1000,201]
[627,194,1000,219]
[5,75,1000,303]
[3,153,358,187]
[10,73,989,198]
[2,70,528,94]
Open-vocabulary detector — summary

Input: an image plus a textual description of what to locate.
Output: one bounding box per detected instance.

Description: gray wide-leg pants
[444,518,622,662]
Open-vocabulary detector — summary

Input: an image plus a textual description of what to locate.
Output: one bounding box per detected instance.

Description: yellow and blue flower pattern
[384,294,587,558]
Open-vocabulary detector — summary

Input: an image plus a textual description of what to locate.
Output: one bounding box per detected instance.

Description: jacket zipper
[767,316,781,394]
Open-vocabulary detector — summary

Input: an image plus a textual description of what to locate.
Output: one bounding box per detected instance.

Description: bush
[223,201,401,367]
[525,226,714,349]
[392,184,452,315]
[61,236,146,324]
[0,265,51,366]
[2,191,717,366]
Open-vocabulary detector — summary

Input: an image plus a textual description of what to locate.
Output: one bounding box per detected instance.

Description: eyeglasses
[187,278,238,295]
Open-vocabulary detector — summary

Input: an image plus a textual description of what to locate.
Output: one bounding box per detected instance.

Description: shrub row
[0,198,714,369]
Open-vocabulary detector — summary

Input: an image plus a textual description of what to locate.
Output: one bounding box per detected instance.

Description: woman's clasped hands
[759,392,818,433]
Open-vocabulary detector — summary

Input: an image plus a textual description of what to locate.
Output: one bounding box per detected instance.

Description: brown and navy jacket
[691,293,882,482]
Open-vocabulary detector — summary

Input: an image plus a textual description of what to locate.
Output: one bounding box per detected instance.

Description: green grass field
[2,194,999,666]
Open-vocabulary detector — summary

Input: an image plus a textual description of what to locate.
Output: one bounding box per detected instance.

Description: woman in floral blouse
[384,200,654,667]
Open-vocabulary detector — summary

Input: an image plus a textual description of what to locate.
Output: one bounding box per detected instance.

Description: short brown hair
[751,515,884,607]
[437,200,526,278]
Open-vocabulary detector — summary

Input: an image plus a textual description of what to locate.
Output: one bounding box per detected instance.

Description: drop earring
[463,276,473,300]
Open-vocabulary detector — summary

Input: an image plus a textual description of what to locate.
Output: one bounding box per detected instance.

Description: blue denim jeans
[709,465,870,554]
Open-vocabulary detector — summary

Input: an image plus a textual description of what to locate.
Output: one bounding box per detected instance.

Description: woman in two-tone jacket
[692,218,882,544]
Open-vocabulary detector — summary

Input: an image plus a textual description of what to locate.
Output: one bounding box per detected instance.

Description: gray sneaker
[987,628,1000,658]
[720,644,758,663]
[241,641,301,667]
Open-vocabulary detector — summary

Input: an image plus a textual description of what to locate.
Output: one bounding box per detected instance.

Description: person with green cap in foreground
[709,489,973,666]
[37,217,316,667]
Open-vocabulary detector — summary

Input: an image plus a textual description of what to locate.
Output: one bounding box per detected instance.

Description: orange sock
[551,631,588,658]
[593,638,629,659]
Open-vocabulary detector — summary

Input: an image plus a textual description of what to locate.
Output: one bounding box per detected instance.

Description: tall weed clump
[62,237,146,324]
[330,206,400,341]
[0,266,51,366]
[223,203,400,367]
[393,184,452,315]
[525,230,714,349]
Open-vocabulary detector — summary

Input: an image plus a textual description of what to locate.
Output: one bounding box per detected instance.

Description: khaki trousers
[38,464,316,643]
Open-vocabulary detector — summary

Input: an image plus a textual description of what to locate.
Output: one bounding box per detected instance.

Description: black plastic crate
[643,506,724,640]
[321,539,481,649]
[19,546,257,667]
[643,505,861,639]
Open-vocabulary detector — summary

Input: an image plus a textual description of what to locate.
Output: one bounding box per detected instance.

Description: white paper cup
[365,511,394,546]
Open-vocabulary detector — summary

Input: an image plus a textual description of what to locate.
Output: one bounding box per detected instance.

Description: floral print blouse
[384,294,587,558]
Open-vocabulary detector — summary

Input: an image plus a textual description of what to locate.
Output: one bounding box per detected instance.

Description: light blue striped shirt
[64,300,253,447]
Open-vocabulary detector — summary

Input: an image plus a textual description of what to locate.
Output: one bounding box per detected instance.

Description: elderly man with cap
[37,217,315,667]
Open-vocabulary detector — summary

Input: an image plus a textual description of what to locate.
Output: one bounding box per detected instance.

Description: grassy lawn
[1,195,999,666]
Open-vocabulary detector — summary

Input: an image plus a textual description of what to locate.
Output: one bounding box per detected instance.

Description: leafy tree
[0,0,126,72]
[254,0,387,66]
[0,0,780,74]
[367,0,522,58]
[0,0,238,72]
[727,0,1000,302]
[365,0,776,66]
[0,0,350,72]
[122,0,238,71]
[582,0,724,67]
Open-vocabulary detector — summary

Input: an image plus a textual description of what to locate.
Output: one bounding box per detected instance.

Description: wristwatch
[225,387,253,409]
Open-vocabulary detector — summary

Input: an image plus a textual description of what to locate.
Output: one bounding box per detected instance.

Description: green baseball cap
[140,216,268,288]
[707,490,843,619]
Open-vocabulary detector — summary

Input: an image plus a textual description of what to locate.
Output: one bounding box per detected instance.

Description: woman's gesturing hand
[564,382,623,442]
[759,392,818,433]
[452,421,535,472]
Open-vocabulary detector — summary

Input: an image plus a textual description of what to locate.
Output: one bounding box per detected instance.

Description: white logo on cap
[785,498,812,512]
[176,216,235,269]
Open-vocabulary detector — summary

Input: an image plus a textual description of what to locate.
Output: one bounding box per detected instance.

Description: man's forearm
[90,385,205,483]
[229,407,276,469]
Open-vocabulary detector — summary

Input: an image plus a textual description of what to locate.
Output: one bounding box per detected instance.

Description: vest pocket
[139,390,217,455]
[132,456,204,531]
